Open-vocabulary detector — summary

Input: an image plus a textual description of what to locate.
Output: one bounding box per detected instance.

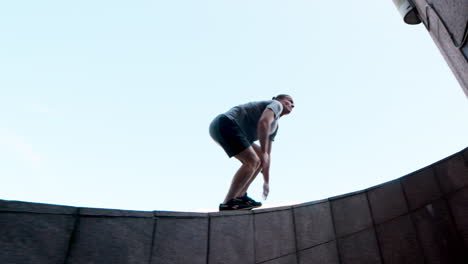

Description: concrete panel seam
[365,190,385,264]
[291,207,300,264]
[63,208,81,264]
[337,224,387,240]
[205,216,211,264]
[252,213,257,264]
[328,199,343,264]
[431,163,447,197]
[400,178,428,263]
[147,218,157,264]
[255,252,297,264]
[295,239,336,254]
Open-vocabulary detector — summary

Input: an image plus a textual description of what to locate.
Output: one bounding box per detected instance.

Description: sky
[1,0,467,212]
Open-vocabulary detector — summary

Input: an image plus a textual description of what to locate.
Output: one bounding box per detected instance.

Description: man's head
[272,94,294,116]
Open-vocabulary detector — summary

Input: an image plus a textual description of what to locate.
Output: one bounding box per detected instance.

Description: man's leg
[223,146,261,203]
[237,143,263,197]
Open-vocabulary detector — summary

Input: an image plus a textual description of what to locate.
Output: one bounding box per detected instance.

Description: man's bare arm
[257,109,275,200]
[257,109,275,154]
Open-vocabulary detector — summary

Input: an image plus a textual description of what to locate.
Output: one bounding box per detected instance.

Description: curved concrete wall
[1,147,467,264]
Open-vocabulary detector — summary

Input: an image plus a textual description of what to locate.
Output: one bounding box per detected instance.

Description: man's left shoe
[219,198,254,211]
[239,193,262,209]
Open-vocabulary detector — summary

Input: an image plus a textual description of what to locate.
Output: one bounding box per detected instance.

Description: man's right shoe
[219,198,254,211]
[239,193,262,208]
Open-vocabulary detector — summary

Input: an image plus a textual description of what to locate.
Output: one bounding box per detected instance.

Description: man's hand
[263,182,270,200]
[260,152,270,200]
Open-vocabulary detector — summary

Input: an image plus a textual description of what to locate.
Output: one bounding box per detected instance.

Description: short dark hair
[272,94,290,100]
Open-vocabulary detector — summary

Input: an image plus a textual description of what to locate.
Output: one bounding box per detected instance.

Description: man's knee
[235,147,261,170]
[246,156,261,171]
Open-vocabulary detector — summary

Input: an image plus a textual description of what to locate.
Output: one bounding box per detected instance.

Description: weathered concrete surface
[1,147,468,263]
[409,0,468,96]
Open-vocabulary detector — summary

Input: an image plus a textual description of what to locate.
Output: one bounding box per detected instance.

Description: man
[209,94,294,211]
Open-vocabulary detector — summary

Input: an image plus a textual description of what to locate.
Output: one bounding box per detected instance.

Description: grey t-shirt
[224,100,283,143]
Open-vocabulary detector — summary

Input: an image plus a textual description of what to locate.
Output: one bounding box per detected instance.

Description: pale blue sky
[1,1,467,212]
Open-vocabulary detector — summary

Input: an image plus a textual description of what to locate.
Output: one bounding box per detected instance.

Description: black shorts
[209,114,251,158]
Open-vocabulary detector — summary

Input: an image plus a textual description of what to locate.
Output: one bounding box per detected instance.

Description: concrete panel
[429,0,468,45]
[293,202,335,250]
[412,199,468,264]
[434,154,468,194]
[0,199,77,214]
[80,207,153,217]
[209,209,252,217]
[152,217,208,264]
[401,168,442,210]
[448,187,468,247]
[368,180,408,224]
[262,254,297,264]
[331,193,372,237]
[255,205,294,213]
[209,214,254,264]
[298,241,339,264]
[0,212,75,264]
[463,148,468,163]
[66,216,154,264]
[255,209,296,263]
[338,228,382,264]
[376,215,424,264]
[155,211,207,218]
[427,6,468,96]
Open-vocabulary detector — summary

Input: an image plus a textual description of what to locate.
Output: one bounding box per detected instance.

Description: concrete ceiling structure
[393,0,468,97]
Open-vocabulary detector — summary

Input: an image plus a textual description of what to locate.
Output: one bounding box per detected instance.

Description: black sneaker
[219,198,254,211]
[239,193,262,208]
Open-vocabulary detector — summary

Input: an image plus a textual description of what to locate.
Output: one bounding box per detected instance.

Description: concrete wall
[410,0,468,96]
[1,147,468,264]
